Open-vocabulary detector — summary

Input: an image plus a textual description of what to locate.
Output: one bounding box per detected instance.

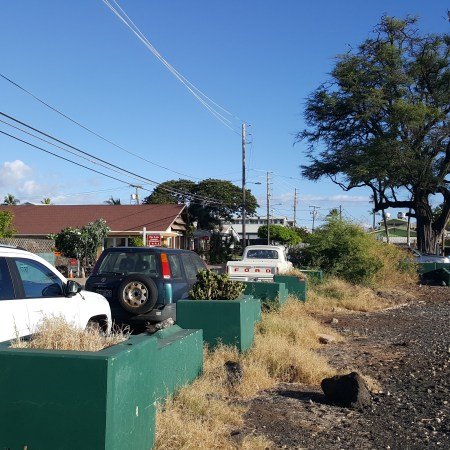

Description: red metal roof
[0,204,186,235]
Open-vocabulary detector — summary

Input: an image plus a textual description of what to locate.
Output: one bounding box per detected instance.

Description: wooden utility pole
[339,205,342,220]
[309,205,320,231]
[130,184,143,205]
[267,171,271,245]
[293,188,297,228]
[242,123,247,249]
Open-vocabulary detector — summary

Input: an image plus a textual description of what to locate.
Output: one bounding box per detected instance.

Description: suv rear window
[97,252,159,276]
[168,254,182,279]
[180,253,198,280]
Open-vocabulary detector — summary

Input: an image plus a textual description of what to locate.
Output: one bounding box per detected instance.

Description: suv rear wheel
[117,275,158,314]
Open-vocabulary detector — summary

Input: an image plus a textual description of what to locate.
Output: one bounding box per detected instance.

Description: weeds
[155,299,338,449]
[10,316,129,351]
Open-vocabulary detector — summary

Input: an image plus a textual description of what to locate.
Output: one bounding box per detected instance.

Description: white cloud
[0,160,32,186]
[0,160,55,201]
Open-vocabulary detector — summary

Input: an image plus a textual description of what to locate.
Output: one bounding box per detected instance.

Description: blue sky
[0,1,448,229]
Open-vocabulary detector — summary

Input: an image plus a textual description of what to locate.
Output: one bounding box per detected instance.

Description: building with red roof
[0,204,188,249]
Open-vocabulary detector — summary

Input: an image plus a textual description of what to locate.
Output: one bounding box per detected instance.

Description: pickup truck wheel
[117,275,158,314]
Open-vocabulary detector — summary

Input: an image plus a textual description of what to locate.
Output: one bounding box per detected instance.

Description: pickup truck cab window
[246,249,279,259]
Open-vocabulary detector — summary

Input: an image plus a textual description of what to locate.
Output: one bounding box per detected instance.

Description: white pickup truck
[226,245,293,282]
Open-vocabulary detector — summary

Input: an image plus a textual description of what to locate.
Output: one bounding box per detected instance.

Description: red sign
[147,234,161,247]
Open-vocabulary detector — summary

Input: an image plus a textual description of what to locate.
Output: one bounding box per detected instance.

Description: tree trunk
[415,201,439,253]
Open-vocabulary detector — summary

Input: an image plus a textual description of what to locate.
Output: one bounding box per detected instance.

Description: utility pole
[130,184,143,205]
[309,205,320,232]
[339,205,342,220]
[267,172,271,245]
[293,188,297,228]
[241,123,247,249]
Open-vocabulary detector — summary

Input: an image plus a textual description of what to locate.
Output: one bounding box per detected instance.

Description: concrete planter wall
[177,297,261,352]
[298,269,323,283]
[152,326,203,402]
[239,294,262,323]
[418,262,450,285]
[273,275,307,302]
[0,326,202,450]
[243,281,289,306]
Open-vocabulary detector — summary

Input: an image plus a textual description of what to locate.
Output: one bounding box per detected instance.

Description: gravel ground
[243,286,450,449]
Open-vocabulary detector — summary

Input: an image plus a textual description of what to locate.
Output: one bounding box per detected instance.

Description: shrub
[300,218,414,286]
[189,270,245,300]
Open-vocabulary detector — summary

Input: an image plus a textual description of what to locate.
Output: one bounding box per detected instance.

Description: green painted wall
[274,275,307,301]
[0,328,204,450]
[177,298,260,352]
[151,326,203,402]
[243,282,288,306]
[0,336,157,450]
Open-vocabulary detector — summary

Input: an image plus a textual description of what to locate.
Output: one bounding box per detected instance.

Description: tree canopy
[257,224,302,246]
[143,178,258,229]
[52,219,109,269]
[2,194,19,205]
[0,211,15,238]
[104,197,121,205]
[297,16,450,253]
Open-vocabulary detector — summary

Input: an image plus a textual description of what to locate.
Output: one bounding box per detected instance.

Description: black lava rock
[321,372,372,409]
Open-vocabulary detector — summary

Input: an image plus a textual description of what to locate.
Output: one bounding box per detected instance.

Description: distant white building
[223,216,294,245]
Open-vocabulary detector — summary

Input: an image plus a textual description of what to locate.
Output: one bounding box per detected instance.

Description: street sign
[147,234,161,247]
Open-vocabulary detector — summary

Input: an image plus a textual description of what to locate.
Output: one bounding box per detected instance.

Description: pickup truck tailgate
[227,262,278,281]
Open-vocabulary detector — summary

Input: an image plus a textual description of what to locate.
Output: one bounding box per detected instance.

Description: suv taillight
[160,253,171,279]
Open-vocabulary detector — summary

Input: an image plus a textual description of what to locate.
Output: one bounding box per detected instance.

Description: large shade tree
[143,178,258,229]
[297,16,450,253]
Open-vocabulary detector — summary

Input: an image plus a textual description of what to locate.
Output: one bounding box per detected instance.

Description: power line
[102,0,241,135]
[0,129,132,186]
[0,72,202,180]
[0,114,247,210]
[0,111,225,206]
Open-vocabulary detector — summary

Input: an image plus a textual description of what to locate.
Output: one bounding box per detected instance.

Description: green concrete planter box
[274,275,307,301]
[418,262,450,275]
[0,326,203,450]
[0,334,157,450]
[177,297,261,352]
[152,325,203,402]
[243,281,289,306]
[239,294,262,323]
[298,269,323,283]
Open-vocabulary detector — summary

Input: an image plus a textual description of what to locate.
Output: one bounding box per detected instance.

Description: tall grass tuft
[10,316,129,351]
[155,299,338,449]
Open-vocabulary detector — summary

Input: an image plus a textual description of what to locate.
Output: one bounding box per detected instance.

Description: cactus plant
[189,269,244,300]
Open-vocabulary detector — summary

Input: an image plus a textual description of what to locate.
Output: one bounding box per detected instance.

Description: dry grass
[155,299,338,449]
[370,243,418,288]
[304,278,390,313]
[279,267,306,280]
[10,316,129,351]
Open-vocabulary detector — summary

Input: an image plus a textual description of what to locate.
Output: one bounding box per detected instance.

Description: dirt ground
[243,285,450,449]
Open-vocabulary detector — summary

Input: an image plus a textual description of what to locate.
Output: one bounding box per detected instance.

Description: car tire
[117,275,158,314]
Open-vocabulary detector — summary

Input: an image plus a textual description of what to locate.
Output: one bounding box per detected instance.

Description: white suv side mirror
[66,280,82,297]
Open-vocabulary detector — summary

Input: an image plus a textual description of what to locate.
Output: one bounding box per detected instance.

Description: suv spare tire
[117,274,158,314]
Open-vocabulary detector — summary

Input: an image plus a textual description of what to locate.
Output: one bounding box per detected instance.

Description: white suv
[0,245,112,342]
